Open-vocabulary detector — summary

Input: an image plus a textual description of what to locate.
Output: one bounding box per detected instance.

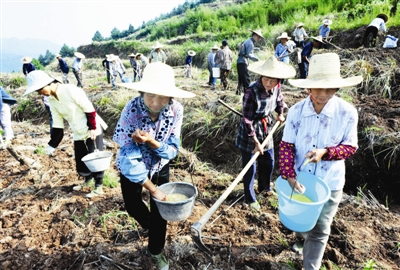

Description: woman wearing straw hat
[279,53,362,270]
[275,32,293,64]
[113,63,195,270]
[318,19,332,49]
[72,52,85,88]
[298,36,325,79]
[363,13,388,48]
[293,22,309,48]
[207,44,219,87]
[23,70,108,198]
[21,56,36,75]
[185,50,196,78]
[235,56,296,211]
[149,42,167,64]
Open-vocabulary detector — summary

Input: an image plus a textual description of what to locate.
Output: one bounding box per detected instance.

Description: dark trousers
[106,70,111,84]
[295,40,305,48]
[298,61,308,79]
[220,68,230,89]
[363,26,379,47]
[73,69,83,88]
[120,163,170,255]
[74,133,104,187]
[237,63,250,91]
[241,148,274,203]
[44,104,53,134]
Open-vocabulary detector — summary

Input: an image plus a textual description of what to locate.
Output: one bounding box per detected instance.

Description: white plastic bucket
[212,67,220,78]
[275,172,331,232]
[153,182,198,222]
[81,151,113,172]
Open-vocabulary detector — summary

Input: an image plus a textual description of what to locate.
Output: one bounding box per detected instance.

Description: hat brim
[117,82,195,98]
[277,36,291,40]
[74,52,85,59]
[250,30,265,39]
[288,76,363,89]
[188,51,196,56]
[24,75,62,96]
[248,59,296,79]
[311,36,325,43]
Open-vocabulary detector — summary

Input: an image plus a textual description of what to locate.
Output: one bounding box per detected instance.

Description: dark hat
[222,40,228,46]
[377,13,388,22]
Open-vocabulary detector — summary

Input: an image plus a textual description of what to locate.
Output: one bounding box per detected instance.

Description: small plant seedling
[102,170,119,188]
[363,259,377,270]
[34,145,46,155]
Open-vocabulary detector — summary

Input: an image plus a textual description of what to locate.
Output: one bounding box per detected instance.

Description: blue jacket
[58,58,70,73]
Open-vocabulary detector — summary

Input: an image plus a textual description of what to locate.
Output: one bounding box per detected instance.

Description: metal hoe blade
[191,122,281,255]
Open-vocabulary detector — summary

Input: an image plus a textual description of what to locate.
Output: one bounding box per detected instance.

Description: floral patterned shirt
[113,96,182,184]
[279,95,358,190]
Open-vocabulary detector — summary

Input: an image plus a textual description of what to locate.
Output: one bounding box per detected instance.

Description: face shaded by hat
[21,56,32,64]
[152,41,163,49]
[23,70,62,96]
[288,53,362,89]
[297,22,304,28]
[211,44,219,50]
[128,53,136,58]
[74,52,85,59]
[277,32,291,40]
[250,29,264,39]
[311,36,325,44]
[117,63,195,98]
[248,55,296,79]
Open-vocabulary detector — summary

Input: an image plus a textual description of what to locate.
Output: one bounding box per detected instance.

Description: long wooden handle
[191,121,280,230]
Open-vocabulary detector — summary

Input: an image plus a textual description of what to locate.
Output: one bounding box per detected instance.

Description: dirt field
[1,38,400,269]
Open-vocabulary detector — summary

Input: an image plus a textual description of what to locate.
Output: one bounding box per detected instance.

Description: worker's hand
[132,129,151,144]
[287,177,306,194]
[252,138,264,155]
[90,129,97,141]
[305,148,328,163]
[150,187,166,201]
[46,145,56,156]
[276,114,285,123]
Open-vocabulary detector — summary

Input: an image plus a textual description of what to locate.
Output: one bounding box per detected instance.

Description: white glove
[46,145,56,156]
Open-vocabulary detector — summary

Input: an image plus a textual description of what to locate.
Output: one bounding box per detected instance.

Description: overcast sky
[1,0,188,48]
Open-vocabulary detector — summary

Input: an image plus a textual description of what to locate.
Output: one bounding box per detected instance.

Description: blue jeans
[241,148,274,203]
[303,189,342,269]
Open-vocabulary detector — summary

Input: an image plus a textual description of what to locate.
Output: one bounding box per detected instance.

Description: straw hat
[74,52,85,59]
[136,53,142,56]
[297,22,304,28]
[188,50,196,56]
[248,55,296,79]
[117,63,195,98]
[55,53,61,58]
[107,54,117,61]
[21,56,32,64]
[312,36,325,43]
[152,41,163,49]
[211,44,219,50]
[250,29,264,39]
[277,32,291,40]
[288,53,363,89]
[377,13,388,22]
[23,70,62,96]
[322,19,332,25]
[128,53,136,58]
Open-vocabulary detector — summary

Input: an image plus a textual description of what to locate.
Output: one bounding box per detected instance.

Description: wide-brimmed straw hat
[312,36,325,43]
[152,41,163,49]
[250,29,264,39]
[322,19,332,25]
[277,32,291,40]
[128,53,136,58]
[211,44,219,50]
[55,53,61,58]
[377,13,388,22]
[248,55,296,79]
[74,52,85,59]
[297,22,304,27]
[23,70,62,96]
[107,54,117,61]
[288,53,363,89]
[188,50,196,56]
[117,63,195,98]
[21,56,32,64]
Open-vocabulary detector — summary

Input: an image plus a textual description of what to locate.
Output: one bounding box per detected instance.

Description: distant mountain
[1,37,62,74]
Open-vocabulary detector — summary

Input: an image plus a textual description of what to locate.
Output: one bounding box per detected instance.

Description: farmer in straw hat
[135,53,149,75]
[293,22,309,48]
[0,86,17,148]
[102,54,111,84]
[23,70,108,198]
[207,44,219,87]
[107,54,126,89]
[279,53,362,270]
[129,53,141,82]
[363,14,388,48]
[21,56,36,75]
[113,63,195,270]
[298,36,325,79]
[214,40,233,90]
[235,56,296,211]
[55,53,70,84]
[72,52,85,88]
[275,32,294,64]
[149,41,167,64]
[318,19,332,49]
[185,50,196,78]
[237,29,264,95]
